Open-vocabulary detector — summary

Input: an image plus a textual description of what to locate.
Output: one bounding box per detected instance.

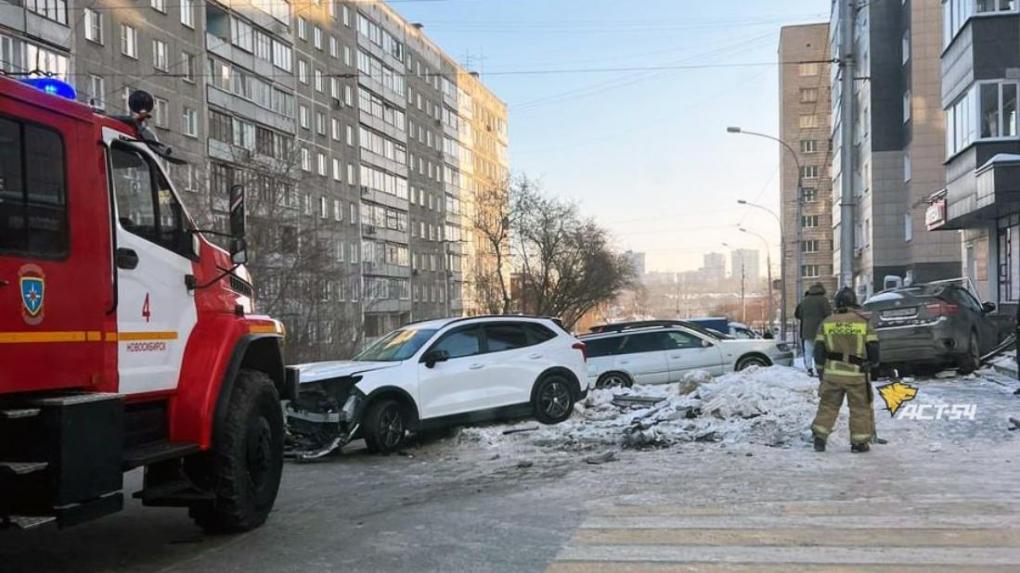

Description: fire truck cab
[0,75,292,532]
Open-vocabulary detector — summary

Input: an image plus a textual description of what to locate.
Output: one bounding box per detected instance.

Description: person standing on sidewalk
[795,283,831,377]
[811,287,881,453]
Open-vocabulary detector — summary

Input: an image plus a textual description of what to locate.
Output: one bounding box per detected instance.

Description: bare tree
[188,144,364,363]
[469,177,637,329]
[468,175,522,314]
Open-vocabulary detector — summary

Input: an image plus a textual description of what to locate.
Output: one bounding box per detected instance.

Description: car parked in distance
[285,316,589,457]
[686,317,762,339]
[863,281,1012,374]
[580,322,794,389]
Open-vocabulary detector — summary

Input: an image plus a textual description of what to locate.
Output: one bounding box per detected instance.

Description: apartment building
[730,248,761,284]
[927,0,1020,312]
[830,0,960,300]
[0,0,505,360]
[779,23,836,315]
[457,67,509,316]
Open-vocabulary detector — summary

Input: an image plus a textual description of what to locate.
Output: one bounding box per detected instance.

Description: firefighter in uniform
[811,287,880,453]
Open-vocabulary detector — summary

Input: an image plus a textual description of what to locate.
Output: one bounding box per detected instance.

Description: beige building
[457,68,510,315]
[779,23,837,316]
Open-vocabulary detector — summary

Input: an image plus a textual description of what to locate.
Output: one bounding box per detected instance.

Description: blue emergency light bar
[21,77,77,100]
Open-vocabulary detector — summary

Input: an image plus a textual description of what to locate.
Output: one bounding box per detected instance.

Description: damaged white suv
[286,316,589,458]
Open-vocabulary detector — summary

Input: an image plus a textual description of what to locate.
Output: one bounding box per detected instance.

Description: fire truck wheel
[190,369,284,533]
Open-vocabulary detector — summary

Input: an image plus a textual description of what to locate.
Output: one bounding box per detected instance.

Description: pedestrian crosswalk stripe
[574,527,1020,547]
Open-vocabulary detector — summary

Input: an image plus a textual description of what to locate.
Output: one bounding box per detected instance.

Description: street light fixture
[735,199,787,340]
[739,227,774,335]
[728,126,804,342]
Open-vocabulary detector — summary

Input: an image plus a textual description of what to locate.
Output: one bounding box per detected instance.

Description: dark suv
[863,282,1010,374]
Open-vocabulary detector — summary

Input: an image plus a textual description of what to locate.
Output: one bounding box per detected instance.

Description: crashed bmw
[285,316,590,460]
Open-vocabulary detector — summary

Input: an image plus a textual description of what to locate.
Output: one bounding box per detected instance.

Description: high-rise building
[779,23,837,314]
[829,0,960,300]
[1,1,506,360]
[926,1,1020,310]
[731,249,761,284]
[702,252,726,282]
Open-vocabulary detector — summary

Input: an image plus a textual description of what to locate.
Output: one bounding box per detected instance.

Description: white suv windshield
[354,328,438,362]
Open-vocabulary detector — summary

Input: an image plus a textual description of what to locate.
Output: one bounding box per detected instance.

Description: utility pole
[740,261,747,323]
[838,0,856,289]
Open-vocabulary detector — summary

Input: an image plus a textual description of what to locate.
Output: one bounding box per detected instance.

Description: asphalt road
[0,438,591,573]
[3,374,1019,572]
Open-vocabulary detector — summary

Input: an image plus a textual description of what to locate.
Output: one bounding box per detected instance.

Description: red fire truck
[0,75,293,532]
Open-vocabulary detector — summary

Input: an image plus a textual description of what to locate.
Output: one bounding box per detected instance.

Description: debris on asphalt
[612,395,667,409]
[1009,417,1020,431]
[502,425,539,435]
[583,451,618,465]
[516,460,534,469]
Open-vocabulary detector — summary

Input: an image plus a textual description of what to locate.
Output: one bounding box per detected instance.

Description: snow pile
[526,366,820,450]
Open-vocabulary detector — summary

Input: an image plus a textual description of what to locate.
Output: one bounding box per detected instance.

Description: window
[902,30,910,64]
[319,196,328,218]
[180,0,195,28]
[314,69,323,92]
[800,88,819,104]
[334,199,342,221]
[904,150,912,181]
[903,89,912,123]
[620,332,669,354]
[801,188,818,202]
[343,5,351,26]
[152,40,168,71]
[84,9,103,43]
[801,265,821,278]
[484,324,530,352]
[802,240,820,253]
[800,140,819,153]
[297,17,307,40]
[231,17,253,52]
[905,213,913,242]
[110,146,189,256]
[153,98,168,128]
[314,26,322,50]
[298,59,308,83]
[27,0,67,24]
[0,118,68,256]
[316,111,326,135]
[585,336,624,358]
[121,25,138,58]
[88,74,105,110]
[800,165,820,179]
[799,115,819,129]
[299,105,309,129]
[181,107,198,137]
[317,153,327,176]
[329,36,338,58]
[151,0,166,13]
[802,215,819,228]
[169,52,191,83]
[301,148,311,171]
[431,327,482,359]
[666,331,704,350]
[944,0,1019,47]
[798,62,819,76]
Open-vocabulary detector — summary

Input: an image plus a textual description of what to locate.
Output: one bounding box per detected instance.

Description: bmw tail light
[572,341,588,361]
[925,301,959,317]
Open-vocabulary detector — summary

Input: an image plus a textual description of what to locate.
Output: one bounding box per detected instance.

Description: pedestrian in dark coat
[795,283,832,376]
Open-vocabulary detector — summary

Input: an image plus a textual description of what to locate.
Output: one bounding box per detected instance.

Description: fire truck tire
[189,369,284,533]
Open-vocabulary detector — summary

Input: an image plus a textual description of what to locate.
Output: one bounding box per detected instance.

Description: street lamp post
[735,200,787,340]
[728,126,804,342]
[739,227,774,334]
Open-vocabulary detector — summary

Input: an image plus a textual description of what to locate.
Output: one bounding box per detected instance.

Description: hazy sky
[399,0,829,273]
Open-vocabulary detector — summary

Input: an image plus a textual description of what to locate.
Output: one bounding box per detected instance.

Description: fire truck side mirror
[229,184,248,265]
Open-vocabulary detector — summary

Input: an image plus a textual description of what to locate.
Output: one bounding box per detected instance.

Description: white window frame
[150,0,166,13]
[121,24,138,59]
[182,106,198,137]
[88,74,105,110]
[180,0,195,28]
[152,39,168,71]
[84,8,103,44]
